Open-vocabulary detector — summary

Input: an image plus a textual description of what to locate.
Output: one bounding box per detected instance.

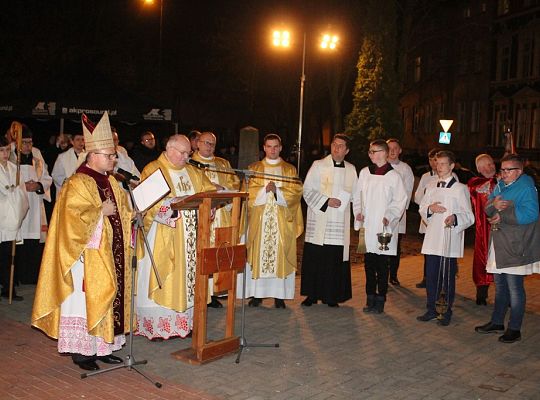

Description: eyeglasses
[94,152,118,160]
[170,147,192,157]
[200,140,216,147]
[143,138,155,142]
[368,149,384,155]
[500,167,520,173]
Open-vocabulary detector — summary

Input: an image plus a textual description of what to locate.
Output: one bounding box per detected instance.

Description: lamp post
[144,0,164,87]
[272,30,339,174]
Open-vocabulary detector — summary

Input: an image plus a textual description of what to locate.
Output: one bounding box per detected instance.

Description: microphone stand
[189,159,301,364]
[82,178,163,388]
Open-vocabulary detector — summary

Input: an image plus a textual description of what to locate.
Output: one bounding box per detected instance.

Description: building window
[500,46,510,81]
[532,108,540,148]
[457,101,466,133]
[414,57,422,82]
[521,35,534,78]
[413,105,419,133]
[492,105,507,147]
[516,105,532,148]
[470,101,480,133]
[458,46,468,75]
[497,0,510,15]
[425,103,433,133]
[473,41,483,73]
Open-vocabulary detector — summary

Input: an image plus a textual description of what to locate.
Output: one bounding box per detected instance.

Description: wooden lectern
[170,191,248,364]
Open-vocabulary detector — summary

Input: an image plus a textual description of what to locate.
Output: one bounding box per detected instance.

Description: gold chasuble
[140,153,215,312]
[247,159,303,279]
[191,152,240,244]
[31,173,132,343]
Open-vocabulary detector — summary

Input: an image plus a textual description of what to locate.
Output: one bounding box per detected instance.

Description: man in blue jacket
[475,154,540,343]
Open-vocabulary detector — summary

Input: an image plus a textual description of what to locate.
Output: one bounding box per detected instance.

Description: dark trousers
[15,239,43,284]
[425,254,457,317]
[364,253,389,298]
[388,234,403,280]
[0,241,13,293]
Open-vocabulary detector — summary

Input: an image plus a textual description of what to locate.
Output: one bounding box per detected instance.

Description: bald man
[135,135,215,340]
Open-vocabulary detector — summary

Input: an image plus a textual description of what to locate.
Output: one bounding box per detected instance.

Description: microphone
[188,159,209,168]
[116,168,140,182]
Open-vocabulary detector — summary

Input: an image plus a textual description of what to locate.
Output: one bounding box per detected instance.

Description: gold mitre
[81,111,114,152]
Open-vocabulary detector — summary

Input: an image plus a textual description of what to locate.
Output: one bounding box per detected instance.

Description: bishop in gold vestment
[32,112,132,371]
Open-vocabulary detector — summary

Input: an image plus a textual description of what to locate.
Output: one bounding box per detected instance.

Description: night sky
[1,1,364,148]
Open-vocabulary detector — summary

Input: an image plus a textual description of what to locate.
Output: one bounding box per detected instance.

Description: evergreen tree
[345,0,401,167]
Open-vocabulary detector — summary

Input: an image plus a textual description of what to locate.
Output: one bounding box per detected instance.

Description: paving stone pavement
[2,238,540,399]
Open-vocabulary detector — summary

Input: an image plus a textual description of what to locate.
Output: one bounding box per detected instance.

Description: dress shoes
[475,322,505,334]
[301,297,317,307]
[499,329,521,343]
[74,360,100,371]
[98,354,124,364]
[208,296,223,308]
[248,297,262,307]
[274,298,286,309]
[437,317,451,326]
[389,278,400,286]
[327,303,339,308]
[415,279,426,289]
[416,312,438,322]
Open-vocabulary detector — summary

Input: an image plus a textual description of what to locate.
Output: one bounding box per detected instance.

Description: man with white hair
[467,154,497,305]
[191,131,239,308]
[386,138,414,286]
[475,154,540,343]
[136,134,215,340]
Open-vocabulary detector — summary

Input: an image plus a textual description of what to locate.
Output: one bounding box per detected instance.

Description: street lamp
[272,29,339,174]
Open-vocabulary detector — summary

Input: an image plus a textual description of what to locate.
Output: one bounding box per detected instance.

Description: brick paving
[2,233,540,399]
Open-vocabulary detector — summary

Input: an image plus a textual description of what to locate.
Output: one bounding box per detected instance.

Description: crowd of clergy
[0,116,538,371]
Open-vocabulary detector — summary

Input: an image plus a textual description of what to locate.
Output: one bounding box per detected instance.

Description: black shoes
[415,279,426,289]
[416,312,438,322]
[389,278,400,286]
[327,303,339,308]
[1,292,23,301]
[98,354,124,364]
[301,297,317,307]
[437,317,451,326]
[248,297,262,307]
[74,360,100,371]
[208,296,223,308]
[499,329,521,343]
[475,322,505,334]
[274,299,286,309]
[363,295,376,313]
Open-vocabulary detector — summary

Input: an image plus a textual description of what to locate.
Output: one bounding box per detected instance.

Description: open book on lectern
[131,168,171,213]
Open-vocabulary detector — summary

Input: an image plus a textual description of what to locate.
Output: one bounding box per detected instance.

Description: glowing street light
[273,30,290,47]
[271,29,339,174]
[320,34,339,49]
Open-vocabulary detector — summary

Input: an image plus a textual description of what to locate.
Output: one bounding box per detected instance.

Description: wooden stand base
[171,336,240,365]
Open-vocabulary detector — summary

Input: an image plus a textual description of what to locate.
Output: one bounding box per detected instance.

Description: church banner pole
[8,121,23,305]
